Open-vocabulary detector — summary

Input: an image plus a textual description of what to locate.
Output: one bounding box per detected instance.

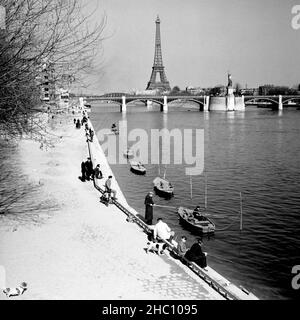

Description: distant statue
[227,73,233,88]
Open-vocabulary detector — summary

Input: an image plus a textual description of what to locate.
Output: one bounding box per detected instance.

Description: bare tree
[0,1,106,218]
[0,0,106,139]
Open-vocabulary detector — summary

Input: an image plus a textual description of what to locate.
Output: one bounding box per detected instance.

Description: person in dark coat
[76,119,81,129]
[85,157,93,180]
[144,192,154,225]
[94,164,102,179]
[89,129,94,142]
[193,205,205,220]
[82,116,88,124]
[184,238,207,269]
[81,161,86,182]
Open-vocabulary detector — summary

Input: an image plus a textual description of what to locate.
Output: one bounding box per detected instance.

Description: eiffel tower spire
[146,15,171,91]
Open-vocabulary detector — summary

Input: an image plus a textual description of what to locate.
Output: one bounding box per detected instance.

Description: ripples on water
[90,103,300,300]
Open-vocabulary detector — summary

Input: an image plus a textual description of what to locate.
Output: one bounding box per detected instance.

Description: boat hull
[153,177,174,198]
[153,186,174,198]
[130,167,146,175]
[178,207,215,234]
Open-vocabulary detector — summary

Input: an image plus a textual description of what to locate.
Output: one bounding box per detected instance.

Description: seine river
[90,102,300,300]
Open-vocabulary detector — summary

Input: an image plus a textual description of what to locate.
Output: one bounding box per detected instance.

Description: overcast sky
[83,0,300,94]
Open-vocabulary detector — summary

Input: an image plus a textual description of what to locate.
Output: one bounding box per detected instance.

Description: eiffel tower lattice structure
[146,15,171,91]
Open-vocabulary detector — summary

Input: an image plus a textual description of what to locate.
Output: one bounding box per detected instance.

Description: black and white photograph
[0,0,299,308]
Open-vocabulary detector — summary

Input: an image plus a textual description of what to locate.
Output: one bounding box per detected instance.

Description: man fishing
[144,192,154,225]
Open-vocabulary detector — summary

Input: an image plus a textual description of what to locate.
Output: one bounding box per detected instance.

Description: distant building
[240,88,259,95]
[134,89,158,95]
[185,86,205,95]
[258,85,296,95]
[103,92,127,97]
[259,85,274,96]
[39,62,56,102]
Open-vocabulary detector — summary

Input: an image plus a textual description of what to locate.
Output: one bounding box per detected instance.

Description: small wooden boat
[178,206,215,234]
[123,149,134,159]
[153,177,174,198]
[130,160,146,175]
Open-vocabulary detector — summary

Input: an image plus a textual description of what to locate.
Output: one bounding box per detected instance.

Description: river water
[90,102,300,300]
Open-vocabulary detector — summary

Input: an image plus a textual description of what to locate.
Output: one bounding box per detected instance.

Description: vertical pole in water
[163,166,166,180]
[205,174,208,209]
[240,192,243,231]
[190,175,193,199]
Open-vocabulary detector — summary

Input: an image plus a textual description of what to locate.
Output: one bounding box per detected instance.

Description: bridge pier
[147,100,153,109]
[204,95,209,112]
[161,96,168,113]
[120,96,127,113]
[278,95,283,111]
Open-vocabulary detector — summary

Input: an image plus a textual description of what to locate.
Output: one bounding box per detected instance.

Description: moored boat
[130,160,146,175]
[153,177,174,198]
[178,206,215,234]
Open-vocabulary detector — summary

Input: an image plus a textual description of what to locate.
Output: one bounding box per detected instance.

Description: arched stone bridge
[86,95,208,112]
[244,95,300,108]
[84,94,300,112]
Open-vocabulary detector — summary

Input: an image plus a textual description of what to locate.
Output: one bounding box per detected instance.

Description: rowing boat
[178,206,215,234]
[130,160,146,175]
[153,177,174,198]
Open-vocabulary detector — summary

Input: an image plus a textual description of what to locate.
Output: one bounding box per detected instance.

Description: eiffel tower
[146,15,171,91]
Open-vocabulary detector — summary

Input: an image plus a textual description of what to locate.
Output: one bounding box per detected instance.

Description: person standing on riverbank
[81,161,86,182]
[94,164,103,179]
[76,119,81,129]
[89,128,94,142]
[105,176,117,199]
[144,192,154,225]
[85,157,93,180]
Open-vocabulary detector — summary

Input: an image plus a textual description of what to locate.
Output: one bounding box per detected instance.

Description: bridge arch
[282,97,300,104]
[125,98,164,107]
[245,97,279,104]
[97,98,122,106]
[245,97,278,105]
[168,98,205,107]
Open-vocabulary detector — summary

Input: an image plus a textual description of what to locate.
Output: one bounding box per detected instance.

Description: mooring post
[204,95,210,111]
[162,95,168,113]
[278,95,283,111]
[121,95,127,113]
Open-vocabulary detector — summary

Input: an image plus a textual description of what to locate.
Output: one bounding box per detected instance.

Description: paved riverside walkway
[0,114,223,300]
